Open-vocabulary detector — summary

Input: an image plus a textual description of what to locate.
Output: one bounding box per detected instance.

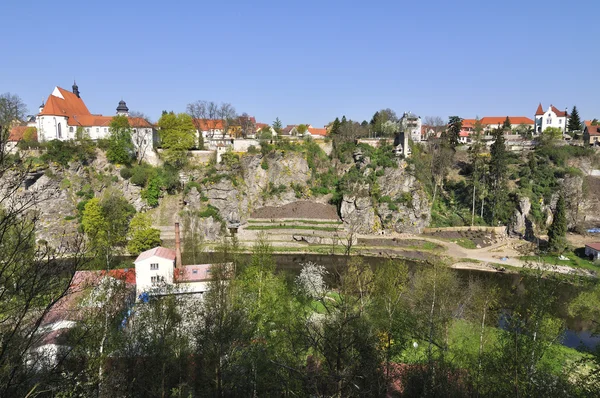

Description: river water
[192,252,600,351]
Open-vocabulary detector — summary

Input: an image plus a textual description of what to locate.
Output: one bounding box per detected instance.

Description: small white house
[134,247,177,296]
[584,243,600,261]
[534,104,568,134]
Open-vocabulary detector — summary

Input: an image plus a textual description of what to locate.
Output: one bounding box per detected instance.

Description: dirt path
[358,233,594,276]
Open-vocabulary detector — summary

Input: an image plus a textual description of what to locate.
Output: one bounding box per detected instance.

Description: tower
[72,81,80,98]
[116,99,129,116]
[38,100,45,114]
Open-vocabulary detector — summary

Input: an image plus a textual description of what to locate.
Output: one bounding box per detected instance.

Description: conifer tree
[330,117,341,135]
[502,116,512,131]
[272,117,282,134]
[547,194,567,253]
[445,116,462,148]
[567,106,582,133]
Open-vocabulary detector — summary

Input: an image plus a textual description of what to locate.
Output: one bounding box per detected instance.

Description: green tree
[547,194,567,253]
[106,115,134,164]
[82,198,109,253]
[502,116,512,131]
[469,118,486,224]
[330,117,341,135]
[157,112,196,168]
[567,105,582,133]
[127,212,161,255]
[272,117,282,134]
[543,126,563,140]
[487,128,509,224]
[445,116,463,148]
[296,124,308,135]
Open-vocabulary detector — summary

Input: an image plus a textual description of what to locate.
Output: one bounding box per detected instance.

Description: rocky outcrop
[202,152,313,224]
[339,157,431,234]
[508,196,535,239]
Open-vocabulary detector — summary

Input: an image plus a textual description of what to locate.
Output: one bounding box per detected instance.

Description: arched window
[57,123,62,138]
[69,126,73,133]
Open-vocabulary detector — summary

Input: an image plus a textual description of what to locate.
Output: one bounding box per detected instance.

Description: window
[151,276,164,284]
[559,120,562,124]
[192,269,198,274]
[150,263,159,270]
[86,128,90,133]
[57,123,62,138]
[69,127,74,133]
[96,127,99,132]
[547,119,552,124]
[104,128,108,132]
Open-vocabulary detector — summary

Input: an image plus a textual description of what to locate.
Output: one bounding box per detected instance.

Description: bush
[261,158,269,170]
[184,181,202,195]
[198,205,221,219]
[120,167,133,179]
[247,145,258,154]
[130,166,151,186]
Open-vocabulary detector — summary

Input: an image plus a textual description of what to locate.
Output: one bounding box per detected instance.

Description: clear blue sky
[1,0,598,126]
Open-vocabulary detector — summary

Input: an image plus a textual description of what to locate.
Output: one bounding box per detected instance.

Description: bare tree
[423,116,446,136]
[237,112,256,138]
[0,93,27,128]
[128,111,154,164]
[186,100,237,141]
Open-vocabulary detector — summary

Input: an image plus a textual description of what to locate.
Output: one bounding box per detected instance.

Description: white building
[36,83,154,156]
[134,223,221,297]
[400,112,422,142]
[534,104,568,134]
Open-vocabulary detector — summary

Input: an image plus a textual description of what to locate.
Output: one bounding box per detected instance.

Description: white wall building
[534,104,568,134]
[400,112,422,142]
[36,83,154,158]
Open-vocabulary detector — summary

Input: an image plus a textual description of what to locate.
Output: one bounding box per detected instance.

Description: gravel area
[250,201,340,220]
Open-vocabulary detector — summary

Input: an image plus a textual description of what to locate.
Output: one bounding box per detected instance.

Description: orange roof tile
[551,105,567,117]
[307,127,327,137]
[535,103,544,116]
[461,119,477,128]
[40,87,91,118]
[480,116,534,125]
[192,119,224,130]
[9,126,37,142]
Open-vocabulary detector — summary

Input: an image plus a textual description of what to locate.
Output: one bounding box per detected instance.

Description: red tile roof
[480,116,534,125]
[134,247,176,263]
[40,87,91,118]
[462,119,477,128]
[192,119,224,131]
[550,105,567,117]
[9,126,37,142]
[586,243,600,251]
[535,103,544,116]
[307,127,327,137]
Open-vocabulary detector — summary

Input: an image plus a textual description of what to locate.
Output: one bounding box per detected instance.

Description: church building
[36,82,155,155]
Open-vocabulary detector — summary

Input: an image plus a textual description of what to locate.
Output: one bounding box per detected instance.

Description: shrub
[142,175,161,206]
[261,158,269,170]
[184,181,202,195]
[247,145,258,154]
[130,166,151,186]
[199,205,220,219]
[120,167,133,179]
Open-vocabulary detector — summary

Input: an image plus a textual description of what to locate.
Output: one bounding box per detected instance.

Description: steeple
[38,100,45,114]
[116,99,129,116]
[535,103,544,116]
[72,80,80,98]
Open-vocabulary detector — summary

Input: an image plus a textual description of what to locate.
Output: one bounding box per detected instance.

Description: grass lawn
[451,238,477,249]
[406,241,445,251]
[245,225,341,232]
[520,251,597,271]
[397,319,595,377]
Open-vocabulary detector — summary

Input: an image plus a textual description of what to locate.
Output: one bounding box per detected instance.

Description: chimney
[174,222,182,268]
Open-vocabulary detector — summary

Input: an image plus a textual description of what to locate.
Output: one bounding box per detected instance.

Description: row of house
[9,84,600,153]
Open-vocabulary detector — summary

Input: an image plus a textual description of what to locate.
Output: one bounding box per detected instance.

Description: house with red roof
[37,83,154,157]
[134,223,225,297]
[534,103,568,134]
[583,121,600,146]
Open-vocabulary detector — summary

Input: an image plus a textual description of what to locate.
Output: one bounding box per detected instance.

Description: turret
[72,81,80,98]
[116,99,129,116]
